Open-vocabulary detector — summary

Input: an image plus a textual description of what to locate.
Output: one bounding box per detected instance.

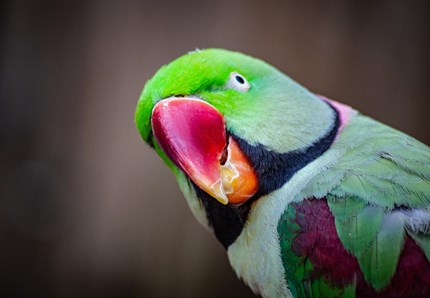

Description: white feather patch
[401,209,430,234]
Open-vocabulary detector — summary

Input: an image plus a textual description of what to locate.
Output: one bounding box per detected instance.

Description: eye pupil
[235,75,245,84]
[227,72,250,92]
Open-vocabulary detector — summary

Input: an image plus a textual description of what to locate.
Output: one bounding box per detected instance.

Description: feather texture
[280,111,430,296]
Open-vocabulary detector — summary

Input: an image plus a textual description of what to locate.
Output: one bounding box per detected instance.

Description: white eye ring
[226,72,250,92]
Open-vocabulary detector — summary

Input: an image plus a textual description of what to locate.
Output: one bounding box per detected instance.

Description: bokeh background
[1,0,429,297]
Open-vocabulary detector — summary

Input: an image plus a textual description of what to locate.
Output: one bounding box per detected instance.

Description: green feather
[279,109,430,294]
[278,204,308,298]
[306,112,430,291]
[359,212,406,290]
[328,196,407,290]
[327,196,383,257]
[330,115,430,209]
[310,278,355,298]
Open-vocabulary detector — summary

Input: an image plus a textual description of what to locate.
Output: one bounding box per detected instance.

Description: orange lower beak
[151,97,258,205]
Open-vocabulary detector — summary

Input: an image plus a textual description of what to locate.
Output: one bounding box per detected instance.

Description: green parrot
[135,49,430,297]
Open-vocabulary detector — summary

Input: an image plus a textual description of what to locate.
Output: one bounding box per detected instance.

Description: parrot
[135,49,430,297]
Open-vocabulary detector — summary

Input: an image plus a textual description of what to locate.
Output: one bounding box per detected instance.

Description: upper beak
[151,97,258,205]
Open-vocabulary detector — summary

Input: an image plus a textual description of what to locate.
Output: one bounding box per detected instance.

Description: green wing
[279,114,430,297]
[329,115,430,208]
[326,114,430,291]
[327,196,407,291]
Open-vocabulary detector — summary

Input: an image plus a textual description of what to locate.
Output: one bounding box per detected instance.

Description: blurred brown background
[1,0,429,297]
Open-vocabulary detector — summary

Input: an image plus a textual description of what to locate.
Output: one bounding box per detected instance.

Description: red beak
[151,97,258,205]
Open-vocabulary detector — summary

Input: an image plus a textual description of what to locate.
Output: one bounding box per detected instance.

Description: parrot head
[135,49,338,244]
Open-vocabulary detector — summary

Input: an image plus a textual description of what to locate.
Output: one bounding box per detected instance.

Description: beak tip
[209,181,229,205]
[218,198,229,205]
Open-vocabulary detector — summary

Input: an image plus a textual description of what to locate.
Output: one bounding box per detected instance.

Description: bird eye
[235,75,245,84]
[226,72,250,92]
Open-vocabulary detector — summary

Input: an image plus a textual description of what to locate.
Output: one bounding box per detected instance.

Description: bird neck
[196,101,341,248]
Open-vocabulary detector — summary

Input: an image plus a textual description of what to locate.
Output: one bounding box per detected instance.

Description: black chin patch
[193,184,251,249]
[194,103,340,249]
